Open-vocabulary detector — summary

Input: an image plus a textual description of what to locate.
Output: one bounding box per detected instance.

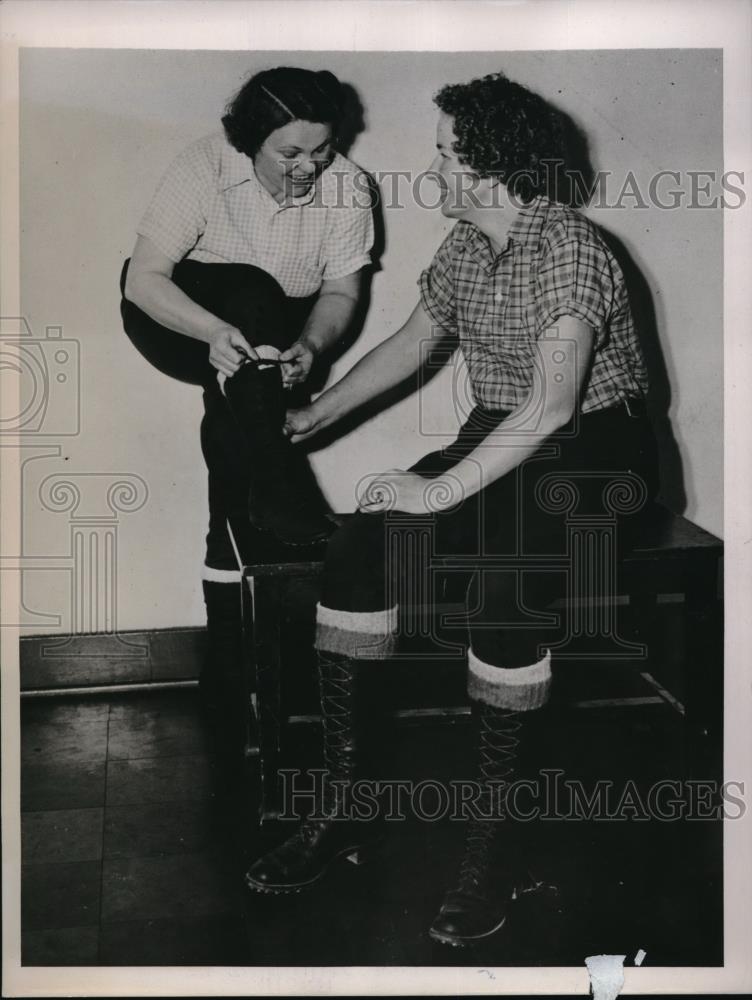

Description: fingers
[209,329,260,377]
[356,474,390,512]
[279,343,313,386]
[278,344,302,363]
[211,351,243,378]
[283,410,314,442]
[230,333,259,363]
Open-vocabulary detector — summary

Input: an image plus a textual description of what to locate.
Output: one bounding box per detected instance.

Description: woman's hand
[357,470,461,515]
[283,405,323,443]
[279,340,316,387]
[208,325,259,377]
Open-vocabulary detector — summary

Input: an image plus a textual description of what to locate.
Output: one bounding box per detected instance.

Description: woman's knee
[465,568,558,669]
[215,266,290,350]
[320,513,389,610]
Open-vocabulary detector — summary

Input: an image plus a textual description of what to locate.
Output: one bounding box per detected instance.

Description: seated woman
[246,72,657,950]
[120,67,373,745]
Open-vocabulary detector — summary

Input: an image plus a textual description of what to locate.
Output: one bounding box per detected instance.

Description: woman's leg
[430,405,659,947]
[120,259,325,764]
[245,429,492,893]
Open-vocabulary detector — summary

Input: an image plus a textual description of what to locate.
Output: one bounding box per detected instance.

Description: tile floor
[19,670,722,968]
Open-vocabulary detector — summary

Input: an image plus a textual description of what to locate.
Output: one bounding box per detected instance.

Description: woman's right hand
[283,405,323,443]
[208,325,259,377]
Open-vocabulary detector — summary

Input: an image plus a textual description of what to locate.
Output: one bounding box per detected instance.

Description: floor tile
[18,679,723,968]
[101,850,242,923]
[22,808,104,865]
[22,759,106,812]
[103,800,218,859]
[107,694,209,761]
[22,925,99,966]
[105,755,215,806]
[21,698,110,728]
[98,916,246,966]
[22,861,101,931]
[22,702,110,765]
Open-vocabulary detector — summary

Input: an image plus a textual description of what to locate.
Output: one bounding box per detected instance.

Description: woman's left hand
[279,340,316,387]
[357,469,450,514]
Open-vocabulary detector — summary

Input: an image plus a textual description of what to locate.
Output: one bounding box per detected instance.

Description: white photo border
[1,0,750,995]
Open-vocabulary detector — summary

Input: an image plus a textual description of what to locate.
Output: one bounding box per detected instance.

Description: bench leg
[240,574,262,787]
[249,575,286,824]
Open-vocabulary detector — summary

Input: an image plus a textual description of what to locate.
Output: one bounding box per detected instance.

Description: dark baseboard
[19,628,205,692]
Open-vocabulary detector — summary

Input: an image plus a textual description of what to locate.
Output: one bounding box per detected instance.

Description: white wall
[18,48,723,633]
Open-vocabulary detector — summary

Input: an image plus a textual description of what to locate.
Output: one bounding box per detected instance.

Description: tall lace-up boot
[222,360,335,546]
[429,701,524,947]
[245,650,377,893]
[199,579,247,767]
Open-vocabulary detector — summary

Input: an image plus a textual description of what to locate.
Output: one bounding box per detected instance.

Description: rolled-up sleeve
[321,169,374,281]
[534,236,616,348]
[418,234,458,336]
[136,151,209,263]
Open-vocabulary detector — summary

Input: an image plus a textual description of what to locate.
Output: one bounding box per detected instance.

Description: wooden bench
[228,505,723,823]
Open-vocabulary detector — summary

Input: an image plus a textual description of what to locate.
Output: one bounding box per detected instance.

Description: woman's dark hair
[434,73,569,203]
[222,67,343,157]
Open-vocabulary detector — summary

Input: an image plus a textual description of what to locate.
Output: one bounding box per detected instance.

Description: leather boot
[429,702,524,947]
[223,361,336,546]
[245,651,377,893]
[199,580,247,765]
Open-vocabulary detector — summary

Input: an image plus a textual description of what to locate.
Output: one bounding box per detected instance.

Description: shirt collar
[219,142,318,210]
[462,193,553,271]
[506,193,552,248]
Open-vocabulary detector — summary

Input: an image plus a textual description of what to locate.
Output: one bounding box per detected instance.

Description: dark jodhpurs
[316,401,659,672]
[120,259,316,570]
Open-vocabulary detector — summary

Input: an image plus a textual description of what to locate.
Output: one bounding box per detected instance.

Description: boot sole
[245,843,371,895]
[428,914,507,948]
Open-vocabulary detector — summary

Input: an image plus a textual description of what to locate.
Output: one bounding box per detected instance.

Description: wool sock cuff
[315,602,398,660]
[468,647,552,711]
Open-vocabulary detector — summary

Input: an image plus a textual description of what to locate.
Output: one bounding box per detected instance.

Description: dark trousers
[320,402,659,668]
[120,259,317,569]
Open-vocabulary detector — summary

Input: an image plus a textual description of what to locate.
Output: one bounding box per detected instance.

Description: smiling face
[429,111,500,219]
[253,120,334,202]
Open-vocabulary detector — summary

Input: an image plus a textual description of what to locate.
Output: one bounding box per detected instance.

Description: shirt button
[494,292,503,303]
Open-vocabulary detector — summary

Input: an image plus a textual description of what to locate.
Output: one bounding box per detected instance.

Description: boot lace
[456,705,521,894]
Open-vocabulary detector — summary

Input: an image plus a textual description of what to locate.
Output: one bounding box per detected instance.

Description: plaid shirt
[137,132,373,297]
[419,195,648,413]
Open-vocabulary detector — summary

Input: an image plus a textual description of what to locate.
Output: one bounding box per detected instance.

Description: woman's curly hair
[435,73,569,203]
[222,67,343,158]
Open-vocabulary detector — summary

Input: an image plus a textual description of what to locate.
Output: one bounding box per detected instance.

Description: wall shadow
[598,228,687,514]
[553,102,686,513]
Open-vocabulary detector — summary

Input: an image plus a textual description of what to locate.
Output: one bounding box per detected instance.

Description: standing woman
[120,67,373,741]
[246,72,658,950]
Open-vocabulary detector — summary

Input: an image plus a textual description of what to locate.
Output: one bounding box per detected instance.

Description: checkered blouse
[137,132,374,297]
[419,195,649,413]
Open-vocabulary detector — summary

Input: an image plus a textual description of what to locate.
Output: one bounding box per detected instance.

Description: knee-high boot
[200,579,247,761]
[429,701,525,947]
[245,650,377,893]
[222,361,335,546]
